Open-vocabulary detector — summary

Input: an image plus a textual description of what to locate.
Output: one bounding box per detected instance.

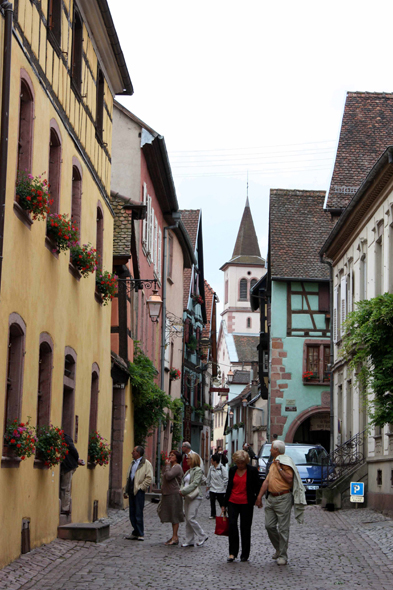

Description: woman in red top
[221,450,262,562]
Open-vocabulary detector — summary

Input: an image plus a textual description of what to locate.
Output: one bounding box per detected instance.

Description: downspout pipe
[320,253,334,453]
[156,217,181,487]
[0,2,13,294]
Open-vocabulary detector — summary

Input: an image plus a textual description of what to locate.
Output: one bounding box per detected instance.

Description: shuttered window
[239,278,247,300]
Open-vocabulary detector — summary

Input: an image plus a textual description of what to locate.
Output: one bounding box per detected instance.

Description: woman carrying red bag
[221,449,262,562]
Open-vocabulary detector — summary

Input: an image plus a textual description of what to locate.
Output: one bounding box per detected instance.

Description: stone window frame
[2,313,27,467]
[71,157,83,239]
[95,65,105,144]
[17,69,35,177]
[302,339,331,385]
[96,200,104,270]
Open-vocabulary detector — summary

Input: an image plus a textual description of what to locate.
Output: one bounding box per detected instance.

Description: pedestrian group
[123,439,307,564]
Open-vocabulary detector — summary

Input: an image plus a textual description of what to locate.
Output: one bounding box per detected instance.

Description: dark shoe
[167,540,179,545]
[227,556,235,562]
[240,557,248,562]
[125,535,138,540]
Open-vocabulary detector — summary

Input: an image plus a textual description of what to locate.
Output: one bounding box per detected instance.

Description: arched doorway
[285,406,330,452]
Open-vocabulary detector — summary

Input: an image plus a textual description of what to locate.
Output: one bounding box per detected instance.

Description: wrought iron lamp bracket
[117,278,158,296]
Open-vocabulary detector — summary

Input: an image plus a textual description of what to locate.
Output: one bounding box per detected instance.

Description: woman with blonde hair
[180,452,208,547]
[221,449,261,562]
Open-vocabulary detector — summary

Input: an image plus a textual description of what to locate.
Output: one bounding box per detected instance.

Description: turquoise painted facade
[270,281,331,450]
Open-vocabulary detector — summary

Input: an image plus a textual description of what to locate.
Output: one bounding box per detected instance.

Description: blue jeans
[129,489,145,537]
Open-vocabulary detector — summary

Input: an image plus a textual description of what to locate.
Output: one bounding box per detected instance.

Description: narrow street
[1,499,392,590]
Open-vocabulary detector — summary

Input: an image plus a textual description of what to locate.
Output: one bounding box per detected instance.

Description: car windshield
[261,445,328,466]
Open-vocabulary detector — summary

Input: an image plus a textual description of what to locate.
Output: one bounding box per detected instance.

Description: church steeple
[231,198,261,259]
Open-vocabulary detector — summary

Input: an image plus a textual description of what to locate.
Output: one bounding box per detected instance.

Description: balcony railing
[321,429,367,485]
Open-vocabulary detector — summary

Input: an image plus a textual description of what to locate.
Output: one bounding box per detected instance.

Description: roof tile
[269,189,334,280]
[326,92,393,209]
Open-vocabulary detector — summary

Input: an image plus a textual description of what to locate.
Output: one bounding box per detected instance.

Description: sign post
[350,482,365,505]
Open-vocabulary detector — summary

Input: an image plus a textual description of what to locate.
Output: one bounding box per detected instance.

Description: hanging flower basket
[3,418,36,460]
[35,425,68,468]
[70,243,98,277]
[170,367,181,381]
[95,269,118,305]
[16,171,53,220]
[88,431,111,466]
[186,335,198,352]
[46,213,79,253]
[192,294,204,305]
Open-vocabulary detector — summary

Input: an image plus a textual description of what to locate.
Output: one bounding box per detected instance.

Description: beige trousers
[60,468,76,512]
[264,492,293,560]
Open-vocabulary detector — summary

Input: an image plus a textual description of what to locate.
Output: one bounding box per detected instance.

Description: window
[157,228,162,281]
[71,159,82,238]
[96,66,105,142]
[239,278,247,300]
[377,469,382,486]
[88,365,100,435]
[96,202,104,270]
[318,282,330,312]
[360,254,367,300]
[62,348,77,439]
[48,122,62,214]
[17,73,34,175]
[167,233,173,279]
[247,317,251,328]
[375,226,383,296]
[303,341,330,384]
[184,319,190,343]
[3,314,26,455]
[36,335,53,430]
[71,7,83,95]
[47,0,61,51]
[250,278,257,297]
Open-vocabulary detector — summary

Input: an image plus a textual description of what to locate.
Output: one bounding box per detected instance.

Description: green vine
[341,294,393,427]
[128,343,172,445]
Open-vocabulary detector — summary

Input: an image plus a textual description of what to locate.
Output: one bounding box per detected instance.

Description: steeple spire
[231,198,261,258]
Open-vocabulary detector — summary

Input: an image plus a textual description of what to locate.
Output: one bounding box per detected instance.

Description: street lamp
[227,369,234,384]
[146,289,163,323]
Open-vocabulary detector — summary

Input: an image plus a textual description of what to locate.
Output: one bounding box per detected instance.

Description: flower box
[70,243,98,277]
[95,270,118,305]
[46,214,79,253]
[16,171,52,221]
[88,431,111,466]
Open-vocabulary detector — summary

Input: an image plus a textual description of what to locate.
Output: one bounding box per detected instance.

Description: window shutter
[341,275,347,334]
[184,319,190,343]
[158,228,162,281]
[318,282,330,312]
[333,285,338,343]
[146,196,152,255]
[153,216,158,272]
[142,183,147,248]
[348,272,353,314]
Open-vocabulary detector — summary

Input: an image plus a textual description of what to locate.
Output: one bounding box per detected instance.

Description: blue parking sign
[350,482,364,496]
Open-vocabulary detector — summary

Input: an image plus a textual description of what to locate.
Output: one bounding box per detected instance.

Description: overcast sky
[110,0,393,310]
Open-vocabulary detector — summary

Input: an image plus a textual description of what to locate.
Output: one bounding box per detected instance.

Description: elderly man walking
[124,446,153,541]
[256,440,306,565]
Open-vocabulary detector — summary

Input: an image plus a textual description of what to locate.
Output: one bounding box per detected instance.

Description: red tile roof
[269,189,334,280]
[326,92,393,210]
[180,210,200,309]
[202,280,216,340]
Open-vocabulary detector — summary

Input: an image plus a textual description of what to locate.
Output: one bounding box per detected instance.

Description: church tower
[220,198,266,334]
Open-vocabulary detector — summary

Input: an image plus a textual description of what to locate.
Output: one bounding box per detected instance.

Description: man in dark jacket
[60,434,85,514]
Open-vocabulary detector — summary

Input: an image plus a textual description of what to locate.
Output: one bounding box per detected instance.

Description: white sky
[110,0,393,311]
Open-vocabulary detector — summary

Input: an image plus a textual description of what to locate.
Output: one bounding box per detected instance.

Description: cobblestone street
[1,499,392,590]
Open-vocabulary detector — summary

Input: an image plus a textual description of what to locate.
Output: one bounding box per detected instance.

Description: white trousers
[184,497,205,544]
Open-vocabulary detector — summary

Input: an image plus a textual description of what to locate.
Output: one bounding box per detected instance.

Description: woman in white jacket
[206,453,228,519]
[180,453,208,547]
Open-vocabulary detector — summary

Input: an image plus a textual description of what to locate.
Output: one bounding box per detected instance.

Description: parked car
[257,442,330,502]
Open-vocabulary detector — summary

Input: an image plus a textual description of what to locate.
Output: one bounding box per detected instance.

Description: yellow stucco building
[0,0,132,567]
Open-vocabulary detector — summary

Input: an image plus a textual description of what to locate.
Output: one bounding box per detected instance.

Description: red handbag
[215,515,229,536]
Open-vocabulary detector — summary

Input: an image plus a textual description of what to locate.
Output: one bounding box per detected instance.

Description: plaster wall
[0,37,113,567]
[330,183,393,509]
[270,282,330,441]
[223,265,266,310]
[111,107,141,201]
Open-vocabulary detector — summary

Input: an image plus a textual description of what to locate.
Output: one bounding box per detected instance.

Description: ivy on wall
[341,293,393,427]
[128,344,172,445]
